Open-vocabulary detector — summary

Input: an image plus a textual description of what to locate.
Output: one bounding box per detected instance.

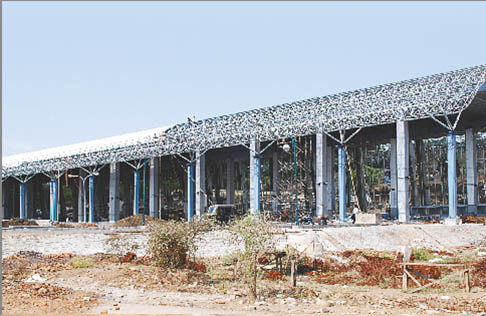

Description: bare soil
[2,224,486,315]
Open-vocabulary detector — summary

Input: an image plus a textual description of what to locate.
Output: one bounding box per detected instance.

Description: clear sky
[3,1,486,156]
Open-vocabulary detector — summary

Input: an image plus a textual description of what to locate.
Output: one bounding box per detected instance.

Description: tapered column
[196,152,206,218]
[447,132,457,218]
[49,180,58,222]
[397,120,410,223]
[338,145,346,221]
[466,129,478,215]
[327,146,335,214]
[109,162,120,222]
[19,182,26,219]
[390,138,398,219]
[187,162,195,221]
[272,152,279,213]
[89,175,95,223]
[226,157,234,205]
[133,169,140,215]
[250,138,261,213]
[316,133,328,217]
[149,158,159,218]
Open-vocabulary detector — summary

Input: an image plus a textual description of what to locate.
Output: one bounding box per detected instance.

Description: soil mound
[3,218,39,227]
[112,214,164,227]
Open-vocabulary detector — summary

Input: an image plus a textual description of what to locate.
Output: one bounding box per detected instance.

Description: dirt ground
[2,223,486,315]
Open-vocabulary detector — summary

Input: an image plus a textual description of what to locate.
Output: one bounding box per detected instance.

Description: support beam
[226,157,234,205]
[133,169,140,215]
[466,129,478,215]
[49,180,58,222]
[326,145,335,214]
[149,158,159,218]
[315,133,328,217]
[250,138,261,213]
[196,152,206,218]
[89,175,95,223]
[19,182,26,219]
[447,132,458,218]
[397,120,410,223]
[338,145,346,221]
[187,162,195,221]
[390,138,398,219]
[109,162,120,222]
[272,151,278,214]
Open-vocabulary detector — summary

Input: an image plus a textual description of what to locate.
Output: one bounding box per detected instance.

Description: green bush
[69,257,94,268]
[412,248,433,261]
[148,217,215,268]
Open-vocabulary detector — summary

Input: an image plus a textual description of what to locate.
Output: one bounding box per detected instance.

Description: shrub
[69,257,94,268]
[147,217,215,268]
[412,248,433,261]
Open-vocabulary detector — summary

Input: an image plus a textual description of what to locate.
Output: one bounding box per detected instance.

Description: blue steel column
[89,176,95,223]
[447,132,457,218]
[338,145,346,221]
[49,180,58,222]
[187,163,195,221]
[19,183,26,219]
[133,170,140,215]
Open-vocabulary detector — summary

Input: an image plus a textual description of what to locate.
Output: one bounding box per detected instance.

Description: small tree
[229,213,276,301]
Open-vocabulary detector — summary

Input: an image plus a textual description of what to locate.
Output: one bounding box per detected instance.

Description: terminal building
[2,65,486,223]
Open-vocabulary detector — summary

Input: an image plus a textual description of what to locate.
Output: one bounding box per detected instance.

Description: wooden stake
[290,259,297,287]
[402,264,408,290]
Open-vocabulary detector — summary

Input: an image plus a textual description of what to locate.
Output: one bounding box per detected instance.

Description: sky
[2,1,486,156]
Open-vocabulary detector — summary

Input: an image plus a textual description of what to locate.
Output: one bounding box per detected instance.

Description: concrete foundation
[355,213,382,225]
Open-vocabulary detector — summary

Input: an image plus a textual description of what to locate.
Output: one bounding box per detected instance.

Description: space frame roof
[3,64,486,178]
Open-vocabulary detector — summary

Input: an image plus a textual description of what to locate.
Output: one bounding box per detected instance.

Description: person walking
[351,204,359,224]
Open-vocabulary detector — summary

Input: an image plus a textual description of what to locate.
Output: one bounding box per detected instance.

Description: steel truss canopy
[3,64,486,178]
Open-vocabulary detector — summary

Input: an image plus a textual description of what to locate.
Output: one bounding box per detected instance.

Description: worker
[351,204,359,224]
